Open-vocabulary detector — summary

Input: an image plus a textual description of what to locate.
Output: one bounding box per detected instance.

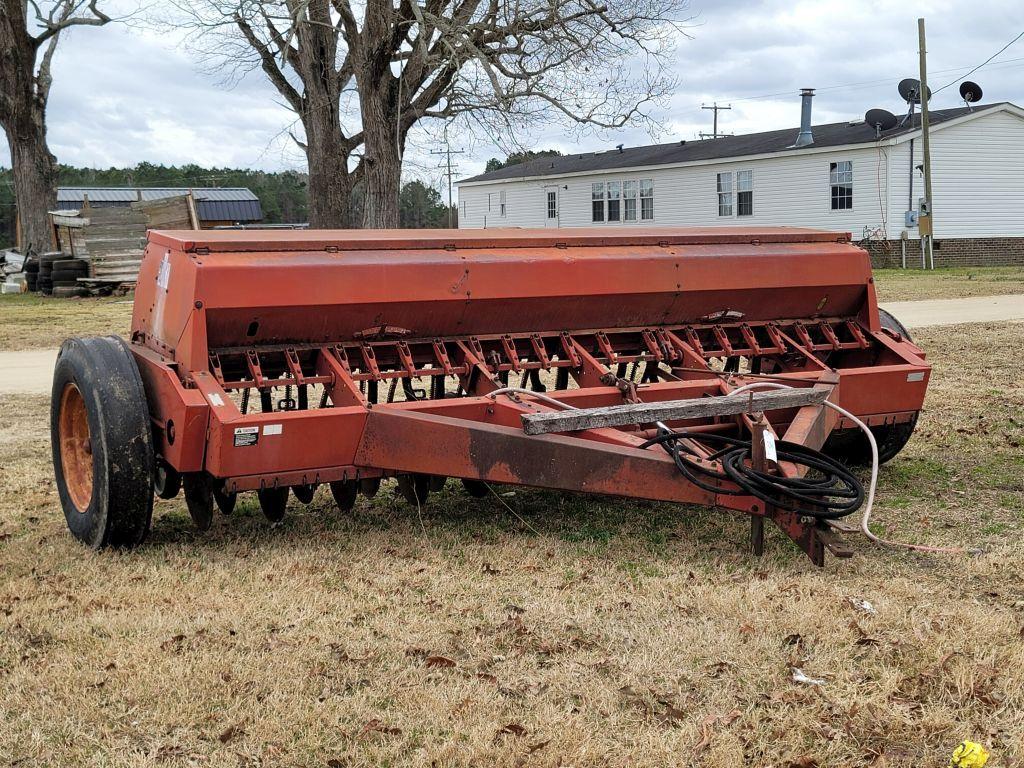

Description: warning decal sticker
[233,426,259,447]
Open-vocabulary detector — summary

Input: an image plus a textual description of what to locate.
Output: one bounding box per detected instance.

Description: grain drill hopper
[51,228,929,566]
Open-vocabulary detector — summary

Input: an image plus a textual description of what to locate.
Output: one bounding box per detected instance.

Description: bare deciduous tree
[171,0,690,229]
[1,1,112,249]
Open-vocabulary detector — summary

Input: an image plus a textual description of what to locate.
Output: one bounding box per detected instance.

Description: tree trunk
[290,0,356,230]
[357,67,402,229]
[304,118,354,229]
[4,115,58,251]
[1,4,59,251]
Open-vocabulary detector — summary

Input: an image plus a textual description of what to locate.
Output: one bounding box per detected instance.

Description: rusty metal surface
[125,226,932,566]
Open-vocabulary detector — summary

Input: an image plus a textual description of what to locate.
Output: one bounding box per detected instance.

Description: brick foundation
[858,237,1024,269]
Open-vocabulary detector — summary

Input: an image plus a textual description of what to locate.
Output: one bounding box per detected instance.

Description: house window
[830,161,853,210]
[546,190,558,219]
[716,173,733,216]
[591,182,605,222]
[607,181,621,222]
[736,170,753,216]
[499,189,507,217]
[459,199,467,220]
[623,181,637,221]
[639,179,654,220]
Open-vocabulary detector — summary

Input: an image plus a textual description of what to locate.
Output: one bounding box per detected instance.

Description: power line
[430,129,465,228]
[699,102,732,139]
[694,55,1024,110]
[932,29,1024,95]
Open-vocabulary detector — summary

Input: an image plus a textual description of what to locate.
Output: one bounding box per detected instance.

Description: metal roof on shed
[195,200,262,222]
[56,187,262,222]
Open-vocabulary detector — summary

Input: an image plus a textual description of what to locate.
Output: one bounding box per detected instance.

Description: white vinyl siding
[456,106,1024,241]
[887,109,1024,238]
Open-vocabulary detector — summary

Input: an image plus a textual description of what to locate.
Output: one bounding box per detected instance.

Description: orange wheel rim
[59,383,93,512]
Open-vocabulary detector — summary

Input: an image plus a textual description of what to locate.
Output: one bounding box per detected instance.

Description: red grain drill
[51,227,928,565]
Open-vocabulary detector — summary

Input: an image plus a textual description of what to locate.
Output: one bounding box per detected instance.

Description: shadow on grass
[143,479,813,570]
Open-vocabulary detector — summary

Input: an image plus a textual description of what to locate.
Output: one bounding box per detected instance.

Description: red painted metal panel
[147,226,852,253]
[204,406,369,478]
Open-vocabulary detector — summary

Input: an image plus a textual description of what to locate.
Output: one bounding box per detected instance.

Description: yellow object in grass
[950,741,990,768]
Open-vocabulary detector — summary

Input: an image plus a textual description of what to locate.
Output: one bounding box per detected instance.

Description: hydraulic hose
[639,430,863,519]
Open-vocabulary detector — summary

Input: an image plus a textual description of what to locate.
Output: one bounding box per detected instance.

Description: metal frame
[127,227,930,566]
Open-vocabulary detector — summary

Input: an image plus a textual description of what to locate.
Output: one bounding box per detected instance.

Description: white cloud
[3,0,1022,184]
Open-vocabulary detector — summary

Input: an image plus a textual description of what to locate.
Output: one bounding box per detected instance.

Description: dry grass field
[872,266,1024,302]
[2,313,1023,765]
[0,293,135,352]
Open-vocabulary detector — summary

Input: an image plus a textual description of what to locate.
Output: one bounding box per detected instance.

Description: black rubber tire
[359,477,381,498]
[183,475,213,531]
[154,462,181,500]
[51,269,87,283]
[26,276,38,292]
[53,258,87,271]
[52,285,89,299]
[213,487,237,515]
[429,475,447,492]
[397,474,431,505]
[461,478,490,498]
[329,479,358,511]
[23,260,39,274]
[38,254,60,273]
[258,487,289,522]
[823,308,919,466]
[293,484,317,504]
[51,336,154,548]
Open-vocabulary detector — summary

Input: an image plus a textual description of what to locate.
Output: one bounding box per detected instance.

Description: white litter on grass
[847,597,877,615]
[791,668,825,686]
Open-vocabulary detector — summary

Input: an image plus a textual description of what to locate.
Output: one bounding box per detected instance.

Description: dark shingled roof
[460,104,1004,184]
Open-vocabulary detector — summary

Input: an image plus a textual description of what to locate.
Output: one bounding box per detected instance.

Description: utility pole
[918,17,935,270]
[430,128,465,228]
[699,102,732,139]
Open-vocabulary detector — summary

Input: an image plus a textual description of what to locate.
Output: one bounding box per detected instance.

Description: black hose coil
[641,430,864,520]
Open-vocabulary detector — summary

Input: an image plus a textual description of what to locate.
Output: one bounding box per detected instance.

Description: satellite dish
[959,80,983,103]
[865,108,898,131]
[898,78,931,104]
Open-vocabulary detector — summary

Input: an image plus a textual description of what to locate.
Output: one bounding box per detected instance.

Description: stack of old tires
[48,257,89,297]
[23,257,39,292]
[36,253,59,295]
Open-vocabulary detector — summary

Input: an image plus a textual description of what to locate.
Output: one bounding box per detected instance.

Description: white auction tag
[763,431,778,463]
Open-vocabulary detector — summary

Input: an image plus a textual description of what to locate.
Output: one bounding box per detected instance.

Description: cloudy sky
[4,0,1023,190]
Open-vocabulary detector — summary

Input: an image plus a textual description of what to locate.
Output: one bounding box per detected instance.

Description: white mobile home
[456,98,1024,267]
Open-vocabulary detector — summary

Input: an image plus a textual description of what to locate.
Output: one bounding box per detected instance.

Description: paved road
[0,348,58,396]
[2,294,1022,396]
[881,293,1024,329]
